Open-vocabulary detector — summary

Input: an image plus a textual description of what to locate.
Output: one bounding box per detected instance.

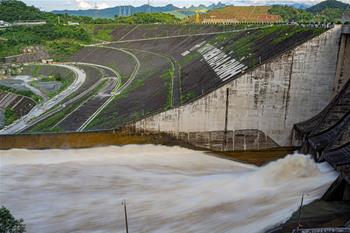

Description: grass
[4,107,17,126]
[82,24,115,42]
[181,90,196,104]
[161,66,174,110]
[179,51,201,67]
[46,73,74,99]
[0,85,42,103]
[46,39,83,62]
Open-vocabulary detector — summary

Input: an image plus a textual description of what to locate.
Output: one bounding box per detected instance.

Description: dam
[1,23,350,232]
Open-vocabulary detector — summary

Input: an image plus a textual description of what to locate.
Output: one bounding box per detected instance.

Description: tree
[0,206,26,233]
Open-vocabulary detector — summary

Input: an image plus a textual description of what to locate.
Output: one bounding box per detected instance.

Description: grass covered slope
[80,25,325,131]
[84,24,260,42]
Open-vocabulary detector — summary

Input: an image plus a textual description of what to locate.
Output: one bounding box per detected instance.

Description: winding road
[0,64,86,134]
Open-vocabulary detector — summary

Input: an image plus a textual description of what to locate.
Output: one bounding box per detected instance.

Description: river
[0,145,338,233]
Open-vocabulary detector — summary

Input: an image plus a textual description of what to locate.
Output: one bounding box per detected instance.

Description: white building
[0,20,10,27]
[67,21,80,26]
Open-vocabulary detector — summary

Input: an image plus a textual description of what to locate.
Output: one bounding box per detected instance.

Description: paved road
[0,64,86,135]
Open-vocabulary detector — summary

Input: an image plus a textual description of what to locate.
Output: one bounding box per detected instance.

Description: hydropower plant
[0,23,350,232]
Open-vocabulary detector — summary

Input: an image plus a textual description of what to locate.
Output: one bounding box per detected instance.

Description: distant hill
[0,0,45,22]
[199,6,282,23]
[305,0,350,22]
[307,0,350,13]
[52,3,227,19]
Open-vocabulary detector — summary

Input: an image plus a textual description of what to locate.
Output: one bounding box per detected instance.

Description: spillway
[0,145,338,233]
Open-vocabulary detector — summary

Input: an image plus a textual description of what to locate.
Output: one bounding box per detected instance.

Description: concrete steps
[293,76,350,200]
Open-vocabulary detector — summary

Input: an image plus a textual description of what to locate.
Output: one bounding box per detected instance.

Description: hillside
[199,6,282,23]
[0,0,94,60]
[307,0,350,13]
[306,0,350,22]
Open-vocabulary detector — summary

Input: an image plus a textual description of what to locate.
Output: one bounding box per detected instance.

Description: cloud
[96,2,110,9]
[74,0,110,9]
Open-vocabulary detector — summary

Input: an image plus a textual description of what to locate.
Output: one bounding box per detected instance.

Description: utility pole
[122,200,129,233]
[296,193,305,232]
[223,88,229,151]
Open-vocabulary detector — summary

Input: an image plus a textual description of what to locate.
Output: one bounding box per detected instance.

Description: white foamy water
[0,145,338,233]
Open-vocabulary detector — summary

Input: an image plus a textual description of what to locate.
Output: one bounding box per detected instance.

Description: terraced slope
[70,47,136,83]
[89,24,260,42]
[201,6,282,23]
[78,25,325,131]
[0,91,36,128]
[85,49,172,130]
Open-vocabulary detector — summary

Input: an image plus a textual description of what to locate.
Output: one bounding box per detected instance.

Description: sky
[22,0,350,11]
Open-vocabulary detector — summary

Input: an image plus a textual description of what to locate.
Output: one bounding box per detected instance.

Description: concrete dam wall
[127,26,343,151]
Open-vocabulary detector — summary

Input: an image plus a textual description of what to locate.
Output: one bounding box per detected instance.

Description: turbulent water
[0,145,338,233]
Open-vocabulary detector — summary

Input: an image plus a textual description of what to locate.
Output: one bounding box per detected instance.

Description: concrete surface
[127,26,343,149]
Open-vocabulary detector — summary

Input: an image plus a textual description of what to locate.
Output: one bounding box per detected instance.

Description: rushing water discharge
[0,145,338,233]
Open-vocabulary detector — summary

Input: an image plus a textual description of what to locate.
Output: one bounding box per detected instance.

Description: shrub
[0,206,26,233]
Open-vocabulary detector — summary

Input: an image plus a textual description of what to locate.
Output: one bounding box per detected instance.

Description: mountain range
[52,3,226,18]
[51,0,350,19]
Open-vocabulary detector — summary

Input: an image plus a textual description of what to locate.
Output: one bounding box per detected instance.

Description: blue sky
[22,0,349,11]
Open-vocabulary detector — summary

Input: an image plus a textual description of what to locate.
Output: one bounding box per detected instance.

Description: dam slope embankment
[127,26,342,151]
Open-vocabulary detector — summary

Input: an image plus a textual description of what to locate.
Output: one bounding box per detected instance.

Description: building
[67,21,80,26]
[42,59,54,64]
[0,20,10,27]
[12,20,47,26]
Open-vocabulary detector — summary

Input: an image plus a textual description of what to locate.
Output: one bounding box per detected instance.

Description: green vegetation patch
[0,206,26,233]
[179,51,202,67]
[115,13,180,24]
[46,39,83,61]
[4,107,17,126]
[0,85,42,102]
[0,24,91,59]
[83,24,115,42]
[269,2,350,23]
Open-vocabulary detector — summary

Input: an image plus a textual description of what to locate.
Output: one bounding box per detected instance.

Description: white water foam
[0,145,338,233]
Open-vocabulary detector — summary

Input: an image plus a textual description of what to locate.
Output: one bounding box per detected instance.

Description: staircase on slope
[293,78,350,157]
[293,77,350,201]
